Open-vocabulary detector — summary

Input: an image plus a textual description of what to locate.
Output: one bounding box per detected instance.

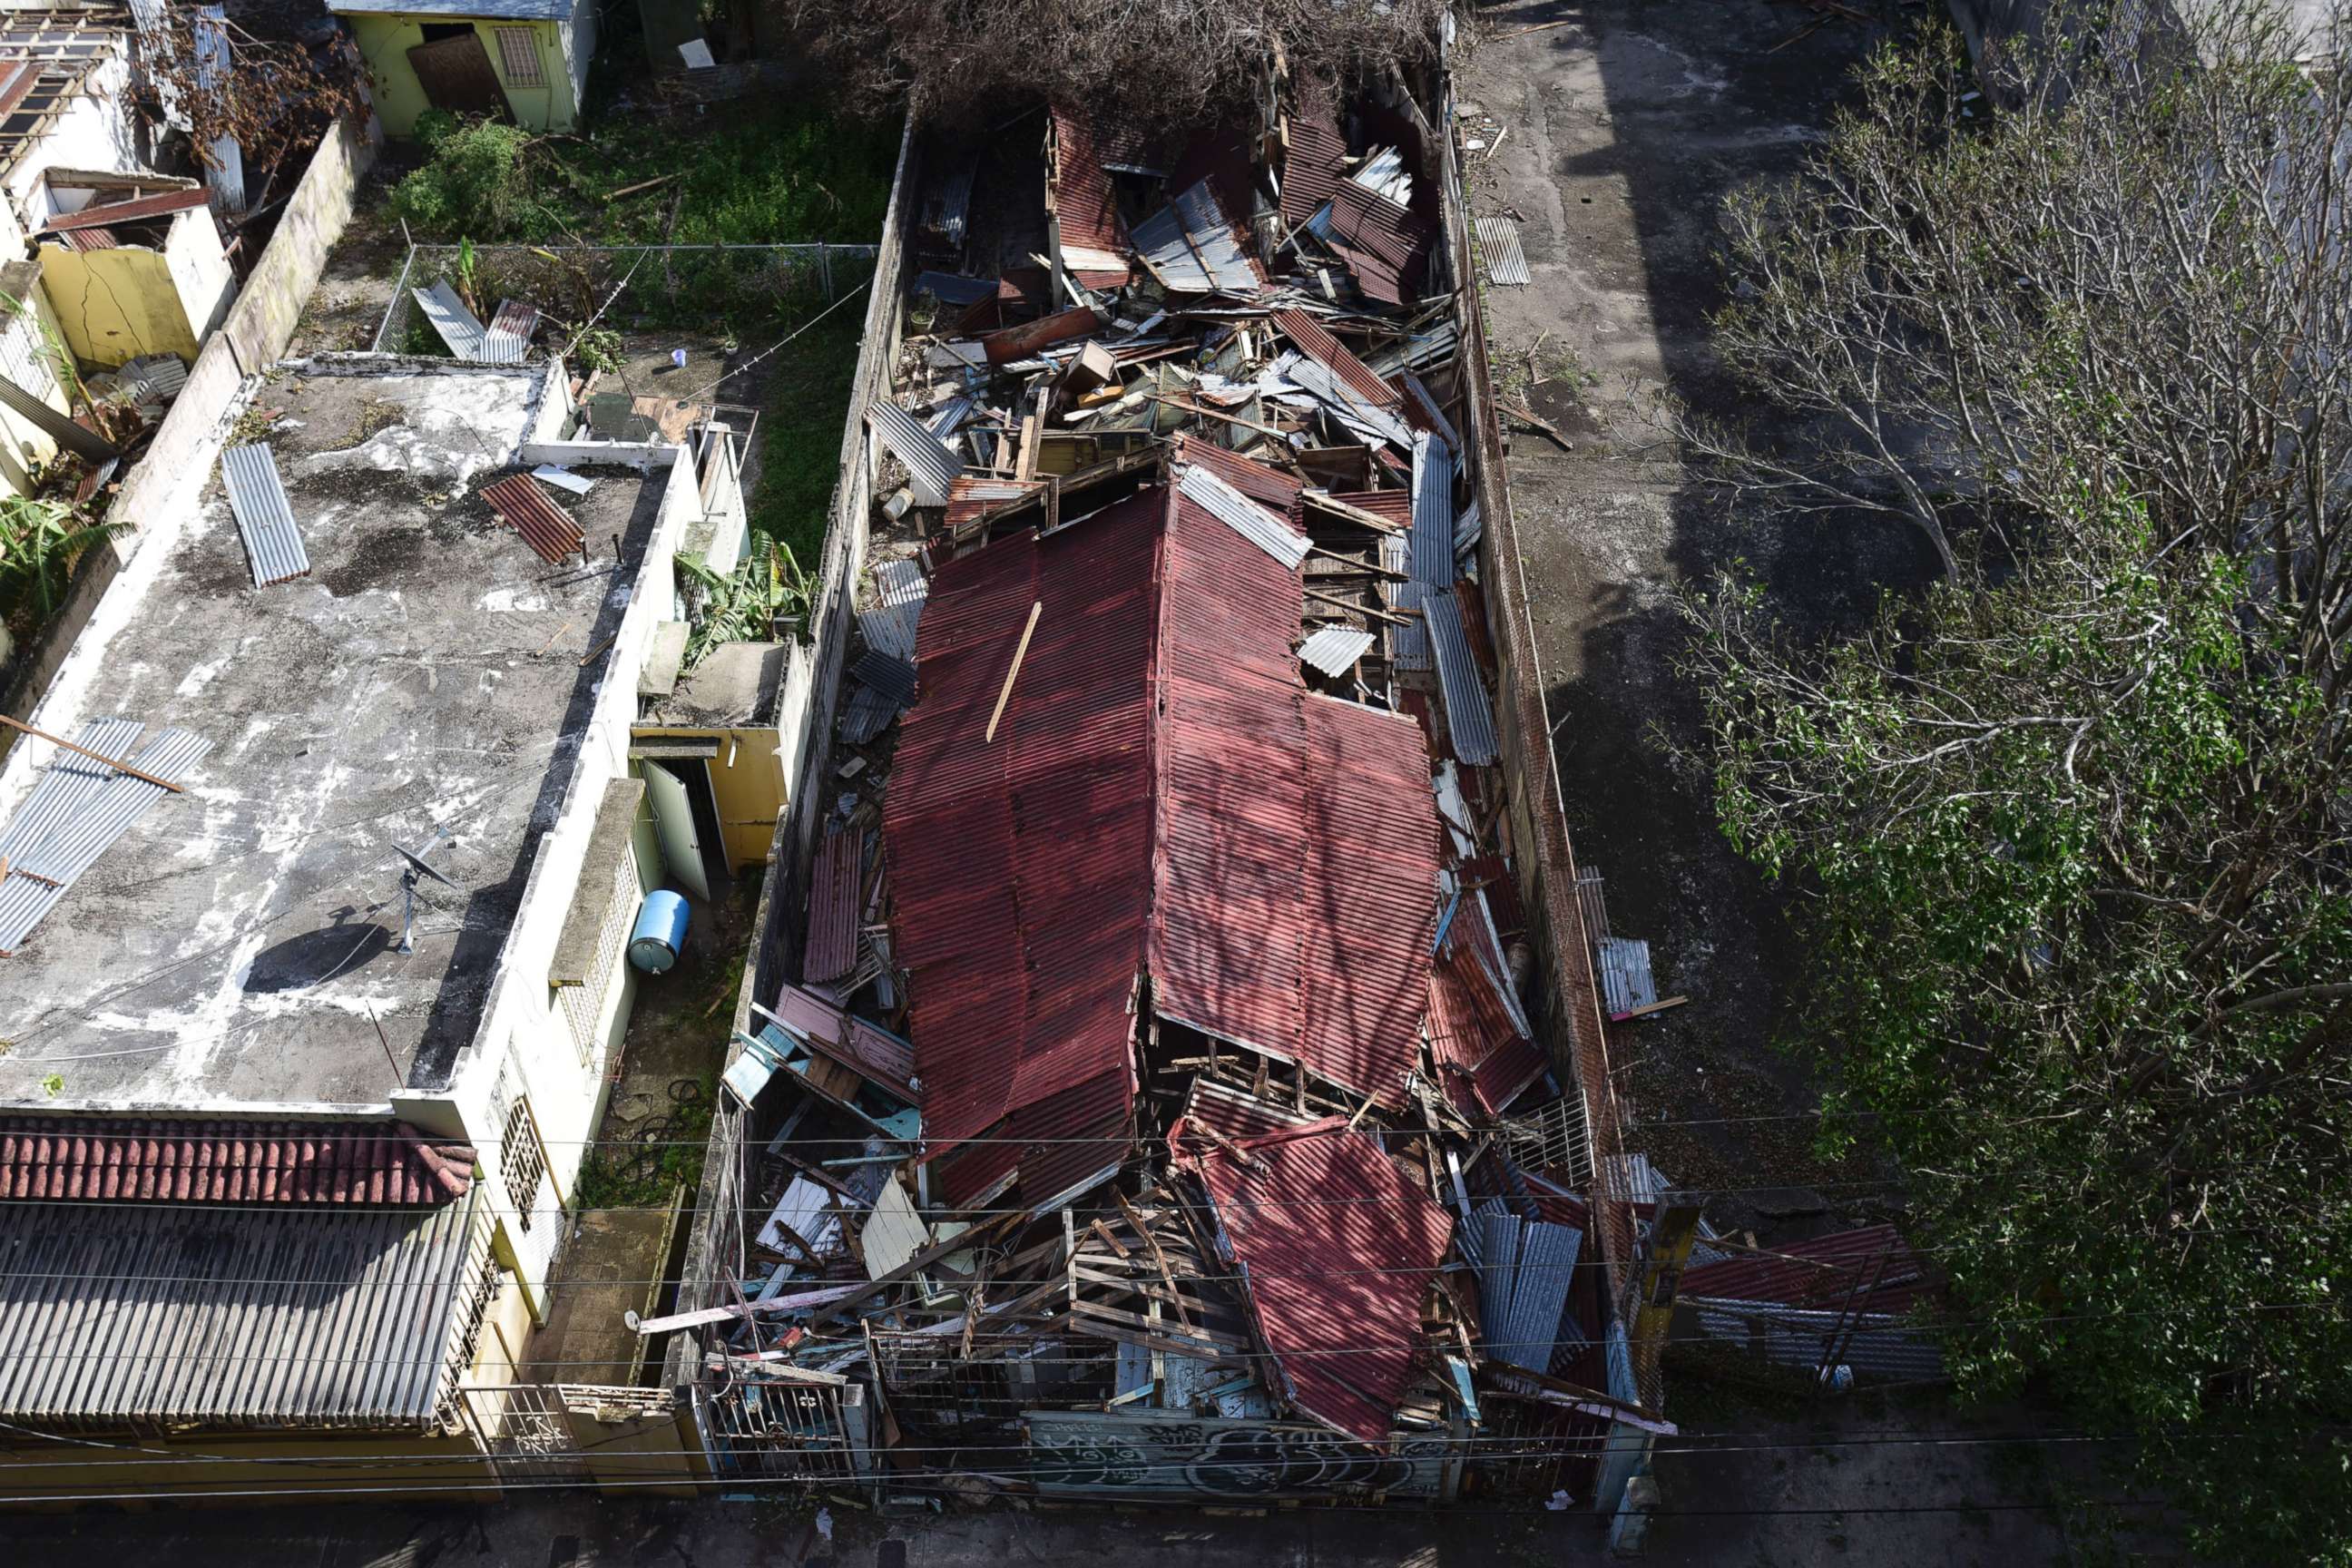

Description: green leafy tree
[1678,2,2352,1560]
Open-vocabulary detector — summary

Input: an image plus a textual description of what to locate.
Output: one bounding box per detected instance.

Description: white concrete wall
[397,436,750,1311]
[162,204,235,344]
[0,49,141,246]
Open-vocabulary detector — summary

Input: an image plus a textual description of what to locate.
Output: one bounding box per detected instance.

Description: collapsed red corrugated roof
[0,1117,475,1205]
[1281,108,1348,234]
[1322,181,1436,307]
[1178,1084,1453,1441]
[886,489,1163,1205]
[1273,309,1405,412]
[1679,1225,1932,1315]
[887,472,1447,1200]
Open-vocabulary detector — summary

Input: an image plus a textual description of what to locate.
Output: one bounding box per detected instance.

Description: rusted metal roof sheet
[884,489,1162,1202]
[1272,309,1403,412]
[0,1117,475,1205]
[1048,107,1133,289]
[1318,182,1436,307]
[769,984,920,1102]
[1152,487,1441,1105]
[801,828,862,984]
[1180,1085,1453,1442]
[1426,937,1546,1118]
[1280,111,1347,233]
[480,472,583,563]
[944,475,1044,533]
[54,225,114,250]
[1681,1225,1930,1314]
[37,185,210,233]
[1168,434,1302,519]
[888,483,1447,1197]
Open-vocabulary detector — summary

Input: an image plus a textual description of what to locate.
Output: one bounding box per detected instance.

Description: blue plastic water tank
[629,889,691,974]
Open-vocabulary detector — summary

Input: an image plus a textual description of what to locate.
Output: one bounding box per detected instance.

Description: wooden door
[407,31,514,120]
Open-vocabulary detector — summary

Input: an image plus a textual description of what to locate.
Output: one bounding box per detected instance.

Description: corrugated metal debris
[866,400,966,506]
[412,281,485,361]
[481,473,584,564]
[1298,625,1375,677]
[0,721,212,955]
[1475,217,1532,287]
[478,299,540,363]
[220,444,310,586]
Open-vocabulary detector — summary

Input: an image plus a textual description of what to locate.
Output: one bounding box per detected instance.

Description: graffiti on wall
[1025,1411,1447,1497]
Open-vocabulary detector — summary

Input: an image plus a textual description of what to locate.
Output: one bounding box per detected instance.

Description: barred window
[501,1094,544,1230]
[494,26,544,86]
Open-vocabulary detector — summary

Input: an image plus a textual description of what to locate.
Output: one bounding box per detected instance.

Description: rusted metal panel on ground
[482,472,583,563]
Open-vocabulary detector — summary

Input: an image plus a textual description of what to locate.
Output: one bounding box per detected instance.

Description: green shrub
[388,117,534,237]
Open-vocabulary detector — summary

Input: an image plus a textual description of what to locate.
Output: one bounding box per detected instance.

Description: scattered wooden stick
[1501,400,1575,452]
[1610,995,1690,1022]
[985,601,1044,743]
[1494,16,1577,40]
[605,172,679,202]
[0,714,181,793]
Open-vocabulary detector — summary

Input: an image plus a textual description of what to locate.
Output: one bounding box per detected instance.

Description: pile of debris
[676,86,1682,1506]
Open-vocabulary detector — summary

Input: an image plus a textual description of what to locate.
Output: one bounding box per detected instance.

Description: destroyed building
[654,45,1676,1514]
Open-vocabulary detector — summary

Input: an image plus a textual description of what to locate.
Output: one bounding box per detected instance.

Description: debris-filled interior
[673,74,1675,1506]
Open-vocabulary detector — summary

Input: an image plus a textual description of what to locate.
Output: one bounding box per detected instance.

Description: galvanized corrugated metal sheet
[1685,1299,1946,1381]
[0,718,142,866]
[1408,432,1455,585]
[1298,626,1374,677]
[0,1118,475,1204]
[1475,217,1532,287]
[859,557,930,664]
[1176,463,1308,570]
[1596,936,1655,1016]
[5,726,211,892]
[220,444,310,587]
[801,828,862,984]
[867,401,967,507]
[1280,112,1347,233]
[1423,590,1498,766]
[1476,1214,1580,1370]
[412,281,485,362]
[478,299,539,364]
[1181,1086,1452,1442]
[1132,180,1263,297]
[481,473,583,564]
[1271,309,1403,412]
[0,1186,491,1433]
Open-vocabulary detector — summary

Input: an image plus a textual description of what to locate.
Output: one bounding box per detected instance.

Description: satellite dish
[387,828,466,954]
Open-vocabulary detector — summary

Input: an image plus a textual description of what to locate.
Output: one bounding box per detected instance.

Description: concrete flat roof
[0,363,660,1111]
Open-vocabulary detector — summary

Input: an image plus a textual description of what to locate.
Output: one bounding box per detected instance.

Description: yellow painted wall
[632,729,789,870]
[35,243,202,368]
[348,14,578,137]
[0,1430,499,1503]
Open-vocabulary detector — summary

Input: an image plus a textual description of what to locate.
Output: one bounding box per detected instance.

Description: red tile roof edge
[0,1118,476,1206]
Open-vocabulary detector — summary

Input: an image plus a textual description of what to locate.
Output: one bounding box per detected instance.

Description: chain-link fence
[372,242,884,359]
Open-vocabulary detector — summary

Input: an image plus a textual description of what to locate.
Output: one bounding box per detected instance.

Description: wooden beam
[985,601,1044,743]
[1301,488,1405,534]
[0,715,183,793]
[1610,995,1690,1022]
[1302,586,1414,626]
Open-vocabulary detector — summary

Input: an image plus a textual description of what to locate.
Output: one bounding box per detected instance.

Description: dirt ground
[1461,0,1939,1234]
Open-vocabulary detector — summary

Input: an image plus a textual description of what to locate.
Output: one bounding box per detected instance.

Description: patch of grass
[748,308,867,565]
[573,1071,717,1210]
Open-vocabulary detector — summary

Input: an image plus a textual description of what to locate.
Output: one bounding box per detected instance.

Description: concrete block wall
[2,115,380,724]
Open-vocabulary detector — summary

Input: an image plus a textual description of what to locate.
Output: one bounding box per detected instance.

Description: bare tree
[761,0,1447,131]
